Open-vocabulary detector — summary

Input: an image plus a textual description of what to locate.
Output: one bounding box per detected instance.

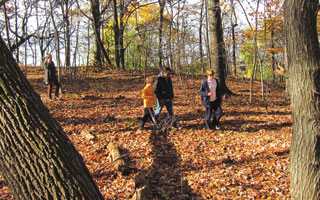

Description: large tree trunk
[0,36,103,200]
[284,0,320,199]
[207,0,232,94]
[91,0,102,65]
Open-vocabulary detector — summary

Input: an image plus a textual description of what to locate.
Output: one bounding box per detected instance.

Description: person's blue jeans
[155,99,177,127]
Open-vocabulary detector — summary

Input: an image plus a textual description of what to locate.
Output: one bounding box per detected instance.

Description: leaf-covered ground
[0,68,291,199]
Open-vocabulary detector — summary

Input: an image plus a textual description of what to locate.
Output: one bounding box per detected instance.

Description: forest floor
[0,67,291,199]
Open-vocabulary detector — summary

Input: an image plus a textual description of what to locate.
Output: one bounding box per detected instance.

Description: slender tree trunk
[199,0,205,73]
[205,0,211,69]
[168,1,174,69]
[73,20,80,67]
[285,0,320,199]
[158,0,165,69]
[237,0,260,103]
[231,0,237,76]
[119,1,125,70]
[62,0,71,67]
[112,0,121,70]
[3,4,12,51]
[49,0,62,93]
[267,2,276,85]
[0,36,104,200]
[271,30,275,84]
[14,0,18,60]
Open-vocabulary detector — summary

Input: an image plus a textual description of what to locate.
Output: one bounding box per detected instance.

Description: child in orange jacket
[139,77,157,129]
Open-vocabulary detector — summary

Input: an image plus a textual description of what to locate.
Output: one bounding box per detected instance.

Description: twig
[95,148,144,173]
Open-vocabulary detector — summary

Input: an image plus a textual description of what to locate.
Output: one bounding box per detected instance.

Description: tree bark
[91,0,102,65]
[49,0,62,93]
[199,0,205,73]
[230,0,237,76]
[284,0,320,199]
[158,0,165,69]
[207,0,232,94]
[112,0,121,70]
[119,1,126,70]
[0,36,103,200]
[61,0,71,67]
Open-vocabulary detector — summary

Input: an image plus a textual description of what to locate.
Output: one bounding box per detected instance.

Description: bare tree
[48,0,62,92]
[237,0,261,103]
[76,0,112,66]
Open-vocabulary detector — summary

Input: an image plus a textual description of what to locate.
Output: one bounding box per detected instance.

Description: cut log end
[107,142,125,172]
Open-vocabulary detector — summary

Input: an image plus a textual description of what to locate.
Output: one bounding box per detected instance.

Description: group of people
[140,67,223,131]
[42,55,223,131]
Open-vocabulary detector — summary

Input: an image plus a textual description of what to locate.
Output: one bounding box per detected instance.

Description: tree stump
[130,173,151,200]
[107,142,125,173]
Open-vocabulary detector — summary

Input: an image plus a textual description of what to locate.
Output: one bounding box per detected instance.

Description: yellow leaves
[127,3,160,26]
[21,68,292,199]
[266,47,284,53]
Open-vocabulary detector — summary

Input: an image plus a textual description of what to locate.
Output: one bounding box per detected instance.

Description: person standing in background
[43,54,60,100]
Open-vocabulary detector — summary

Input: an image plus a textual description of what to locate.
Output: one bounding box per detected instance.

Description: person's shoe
[153,124,158,130]
[137,127,145,133]
[173,124,182,130]
[215,125,221,130]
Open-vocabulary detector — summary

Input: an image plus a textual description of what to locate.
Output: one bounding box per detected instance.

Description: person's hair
[164,67,174,75]
[45,54,52,63]
[206,69,215,76]
[165,67,172,72]
[146,77,154,84]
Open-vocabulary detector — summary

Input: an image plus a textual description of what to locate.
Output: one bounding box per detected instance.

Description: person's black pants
[48,79,60,99]
[204,100,223,129]
[140,108,156,127]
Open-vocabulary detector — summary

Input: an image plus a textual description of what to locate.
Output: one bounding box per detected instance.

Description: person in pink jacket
[139,77,157,129]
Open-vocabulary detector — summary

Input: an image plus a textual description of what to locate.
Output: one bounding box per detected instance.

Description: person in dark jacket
[154,67,180,129]
[43,54,60,100]
[199,69,223,130]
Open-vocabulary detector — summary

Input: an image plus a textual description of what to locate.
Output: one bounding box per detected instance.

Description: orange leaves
[0,68,291,199]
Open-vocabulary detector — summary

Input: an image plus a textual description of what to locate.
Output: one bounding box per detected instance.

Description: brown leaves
[0,69,291,199]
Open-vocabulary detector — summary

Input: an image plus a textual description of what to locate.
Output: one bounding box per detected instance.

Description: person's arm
[215,79,223,103]
[143,92,154,100]
[141,87,148,100]
[169,77,174,99]
[199,80,209,97]
[154,78,162,99]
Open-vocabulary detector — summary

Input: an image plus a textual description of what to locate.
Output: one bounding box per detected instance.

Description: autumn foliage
[0,68,291,199]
